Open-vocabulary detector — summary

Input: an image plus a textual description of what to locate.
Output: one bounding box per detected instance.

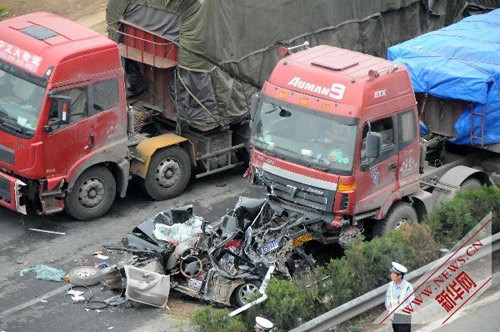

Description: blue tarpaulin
[387,9,500,145]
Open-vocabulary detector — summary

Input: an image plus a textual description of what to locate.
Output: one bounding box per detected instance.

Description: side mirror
[250,92,260,121]
[366,131,382,159]
[52,95,72,125]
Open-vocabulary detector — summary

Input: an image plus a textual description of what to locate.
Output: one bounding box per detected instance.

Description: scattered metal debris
[124,265,170,308]
[28,228,66,235]
[96,197,318,309]
[58,197,321,311]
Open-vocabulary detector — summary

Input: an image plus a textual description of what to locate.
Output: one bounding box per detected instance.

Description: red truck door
[44,78,125,182]
[355,116,398,213]
[43,85,92,180]
[86,78,124,153]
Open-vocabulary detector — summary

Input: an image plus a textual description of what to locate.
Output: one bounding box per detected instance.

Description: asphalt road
[434,288,500,332]
[414,270,500,332]
[0,168,265,332]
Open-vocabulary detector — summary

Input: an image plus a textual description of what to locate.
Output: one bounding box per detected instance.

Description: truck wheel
[460,178,482,190]
[144,146,191,200]
[376,202,417,236]
[232,281,261,307]
[65,166,116,221]
[433,177,483,208]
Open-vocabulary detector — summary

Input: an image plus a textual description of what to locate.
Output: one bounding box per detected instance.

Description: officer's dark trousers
[392,313,411,332]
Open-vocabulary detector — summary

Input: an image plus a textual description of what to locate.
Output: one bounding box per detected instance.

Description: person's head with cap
[254,316,274,332]
[390,262,408,283]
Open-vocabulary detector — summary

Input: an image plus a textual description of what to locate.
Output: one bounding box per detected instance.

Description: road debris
[95,262,110,269]
[67,289,86,302]
[74,257,89,265]
[93,251,110,260]
[68,266,104,287]
[20,264,66,282]
[28,228,66,235]
[65,286,93,303]
[88,198,316,310]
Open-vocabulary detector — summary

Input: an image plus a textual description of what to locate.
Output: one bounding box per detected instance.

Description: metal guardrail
[290,231,500,332]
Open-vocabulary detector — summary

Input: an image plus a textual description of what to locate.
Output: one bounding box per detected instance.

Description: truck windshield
[251,99,358,174]
[0,68,44,137]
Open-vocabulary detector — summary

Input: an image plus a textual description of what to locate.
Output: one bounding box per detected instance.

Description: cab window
[398,109,417,151]
[92,78,118,113]
[49,86,88,129]
[360,117,396,166]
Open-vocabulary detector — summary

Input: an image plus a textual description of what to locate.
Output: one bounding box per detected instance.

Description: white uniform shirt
[385,279,415,314]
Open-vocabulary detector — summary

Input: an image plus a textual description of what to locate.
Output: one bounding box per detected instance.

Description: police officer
[254,316,274,332]
[385,262,415,332]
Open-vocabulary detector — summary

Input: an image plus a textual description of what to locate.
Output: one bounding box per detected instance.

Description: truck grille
[260,171,334,212]
[0,145,14,165]
[0,176,10,203]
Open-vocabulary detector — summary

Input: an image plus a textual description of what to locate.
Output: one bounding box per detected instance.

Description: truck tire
[68,266,103,286]
[460,178,482,190]
[433,177,484,208]
[65,166,116,221]
[144,146,191,200]
[375,202,417,236]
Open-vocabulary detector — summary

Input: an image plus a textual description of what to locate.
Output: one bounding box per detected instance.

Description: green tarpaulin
[106,0,497,130]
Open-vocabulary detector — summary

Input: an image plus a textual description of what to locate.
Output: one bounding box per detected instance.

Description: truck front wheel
[65,166,116,221]
[375,202,417,236]
[144,146,191,200]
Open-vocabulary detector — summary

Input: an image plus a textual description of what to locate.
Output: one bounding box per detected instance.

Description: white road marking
[0,284,70,320]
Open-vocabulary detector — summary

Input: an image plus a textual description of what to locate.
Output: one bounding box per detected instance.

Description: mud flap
[124,265,170,308]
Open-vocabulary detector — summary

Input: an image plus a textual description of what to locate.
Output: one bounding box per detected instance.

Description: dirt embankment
[2,0,107,33]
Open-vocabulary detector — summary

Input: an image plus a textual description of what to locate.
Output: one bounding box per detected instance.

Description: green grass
[0,6,8,18]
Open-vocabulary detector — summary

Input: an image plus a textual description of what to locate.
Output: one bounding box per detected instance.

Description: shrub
[255,277,320,331]
[192,307,246,332]
[0,6,7,18]
[314,222,439,311]
[399,222,439,268]
[424,186,500,248]
[342,231,409,296]
[315,257,356,310]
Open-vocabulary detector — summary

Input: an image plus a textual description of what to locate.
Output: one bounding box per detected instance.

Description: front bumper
[0,170,27,214]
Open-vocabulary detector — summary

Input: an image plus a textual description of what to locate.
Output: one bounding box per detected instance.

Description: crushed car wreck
[98,197,318,310]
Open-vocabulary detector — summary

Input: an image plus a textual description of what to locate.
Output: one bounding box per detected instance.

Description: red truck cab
[250,46,420,243]
[0,12,128,220]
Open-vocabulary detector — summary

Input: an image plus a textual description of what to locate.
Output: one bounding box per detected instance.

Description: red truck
[0,12,247,220]
[248,43,498,245]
